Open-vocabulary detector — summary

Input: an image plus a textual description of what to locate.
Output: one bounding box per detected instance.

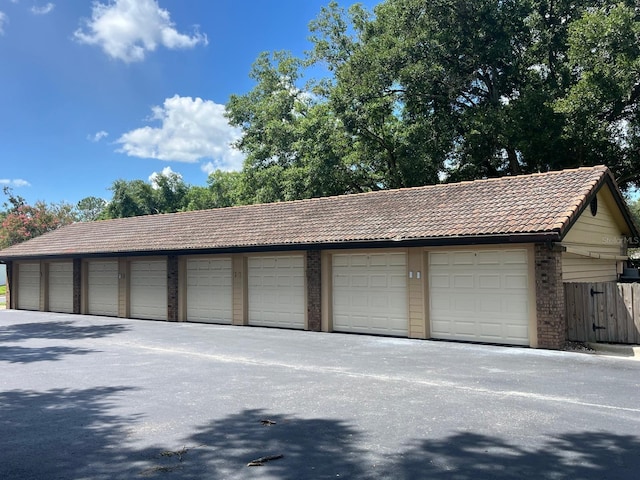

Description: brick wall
[535,243,566,349]
[167,255,179,322]
[306,250,321,331]
[73,258,82,314]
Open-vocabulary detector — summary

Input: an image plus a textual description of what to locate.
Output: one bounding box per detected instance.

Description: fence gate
[565,282,640,344]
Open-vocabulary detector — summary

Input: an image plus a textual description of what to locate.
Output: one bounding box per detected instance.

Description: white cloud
[0,178,31,187]
[148,166,180,188]
[74,0,207,62]
[31,3,55,15]
[201,162,216,175]
[117,95,245,171]
[0,12,8,35]
[88,130,109,142]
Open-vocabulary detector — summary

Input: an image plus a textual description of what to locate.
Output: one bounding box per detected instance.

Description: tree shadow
[0,345,96,363]
[0,386,147,480]
[0,320,129,342]
[381,431,640,479]
[141,409,368,479]
[1,393,638,480]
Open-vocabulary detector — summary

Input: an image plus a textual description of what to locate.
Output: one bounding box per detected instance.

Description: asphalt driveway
[1,310,639,480]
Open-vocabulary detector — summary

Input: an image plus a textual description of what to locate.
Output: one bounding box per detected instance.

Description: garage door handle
[592,323,606,332]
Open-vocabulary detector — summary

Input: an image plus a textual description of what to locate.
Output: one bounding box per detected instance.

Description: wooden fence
[565,282,640,344]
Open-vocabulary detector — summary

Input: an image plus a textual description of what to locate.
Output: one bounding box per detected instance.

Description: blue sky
[0,0,380,206]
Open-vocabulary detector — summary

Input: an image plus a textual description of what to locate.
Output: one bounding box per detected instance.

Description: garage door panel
[349,255,368,267]
[18,263,41,311]
[277,275,293,287]
[455,321,477,335]
[477,251,500,264]
[130,260,167,321]
[478,274,500,289]
[506,298,528,314]
[480,323,503,337]
[454,297,475,312]
[388,253,407,266]
[505,274,527,289]
[370,274,389,288]
[370,254,390,267]
[248,255,305,329]
[453,252,475,265]
[88,261,118,317]
[479,298,502,314]
[49,262,73,313]
[333,252,408,337]
[504,250,528,264]
[429,249,530,346]
[454,274,474,288]
[429,253,449,265]
[430,274,449,288]
[333,274,350,288]
[186,257,232,324]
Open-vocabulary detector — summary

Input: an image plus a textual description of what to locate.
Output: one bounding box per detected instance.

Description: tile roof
[0,166,627,259]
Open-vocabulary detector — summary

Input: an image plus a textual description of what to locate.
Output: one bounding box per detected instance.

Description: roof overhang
[0,231,562,262]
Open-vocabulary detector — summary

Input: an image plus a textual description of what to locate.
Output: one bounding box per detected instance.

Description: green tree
[228,0,640,196]
[150,169,189,213]
[184,170,243,210]
[103,170,190,219]
[103,179,157,218]
[556,2,640,189]
[226,50,377,204]
[76,196,107,222]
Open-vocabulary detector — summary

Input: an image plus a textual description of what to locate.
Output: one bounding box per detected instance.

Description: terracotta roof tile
[0,166,616,259]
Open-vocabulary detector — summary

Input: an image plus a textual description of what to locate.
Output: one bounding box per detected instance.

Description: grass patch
[0,285,5,295]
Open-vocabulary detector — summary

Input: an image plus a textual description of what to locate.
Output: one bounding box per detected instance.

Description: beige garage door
[332,252,408,337]
[130,260,167,321]
[18,262,40,311]
[88,261,119,317]
[48,262,73,313]
[248,255,305,329]
[429,249,530,346]
[186,257,232,324]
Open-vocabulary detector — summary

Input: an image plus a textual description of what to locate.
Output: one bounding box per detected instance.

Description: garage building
[1,166,637,349]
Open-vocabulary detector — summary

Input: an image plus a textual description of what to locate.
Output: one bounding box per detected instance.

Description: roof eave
[0,231,562,262]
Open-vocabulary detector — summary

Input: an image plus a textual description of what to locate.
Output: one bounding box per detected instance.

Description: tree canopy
[0,187,76,249]
[226,0,640,198]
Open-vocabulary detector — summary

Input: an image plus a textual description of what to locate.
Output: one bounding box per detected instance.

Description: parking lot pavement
[1,310,639,480]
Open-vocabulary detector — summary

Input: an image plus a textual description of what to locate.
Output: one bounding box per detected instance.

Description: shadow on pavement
[0,345,96,363]
[140,412,640,479]
[1,389,638,479]
[165,408,368,479]
[0,386,143,480]
[0,320,129,342]
[380,431,640,479]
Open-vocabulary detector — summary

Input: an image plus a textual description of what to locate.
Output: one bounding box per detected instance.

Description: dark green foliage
[227,0,640,195]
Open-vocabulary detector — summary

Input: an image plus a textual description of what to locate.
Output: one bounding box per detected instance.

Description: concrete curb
[587,342,640,359]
